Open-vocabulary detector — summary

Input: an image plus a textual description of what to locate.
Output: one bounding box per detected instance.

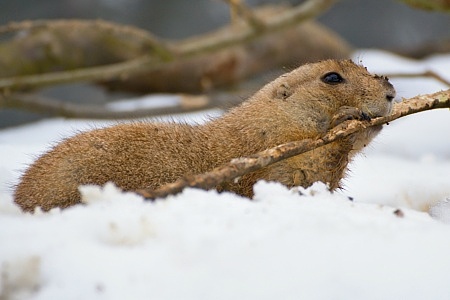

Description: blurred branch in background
[0,0,352,119]
[394,0,450,56]
[1,0,448,120]
[396,39,450,58]
[384,71,450,87]
[0,91,244,119]
[397,0,450,57]
[399,0,450,12]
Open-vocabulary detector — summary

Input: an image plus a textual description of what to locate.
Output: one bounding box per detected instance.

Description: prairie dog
[14,59,395,212]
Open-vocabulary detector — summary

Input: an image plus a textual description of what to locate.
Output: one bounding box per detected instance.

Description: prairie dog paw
[330,106,370,128]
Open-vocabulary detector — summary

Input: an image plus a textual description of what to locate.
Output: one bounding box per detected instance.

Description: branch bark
[136,89,450,199]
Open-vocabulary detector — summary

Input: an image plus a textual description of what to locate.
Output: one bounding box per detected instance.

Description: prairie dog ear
[275,82,292,100]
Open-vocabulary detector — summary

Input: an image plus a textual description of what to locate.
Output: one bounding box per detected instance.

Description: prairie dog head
[261,59,395,125]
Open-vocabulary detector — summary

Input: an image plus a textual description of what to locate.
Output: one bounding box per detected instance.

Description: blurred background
[2,0,449,48]
[0,0,449,127]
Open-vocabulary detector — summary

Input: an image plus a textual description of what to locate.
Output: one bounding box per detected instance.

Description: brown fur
[14,60,395,212]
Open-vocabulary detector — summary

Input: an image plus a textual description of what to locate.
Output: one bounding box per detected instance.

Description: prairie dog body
[14,60,395,212]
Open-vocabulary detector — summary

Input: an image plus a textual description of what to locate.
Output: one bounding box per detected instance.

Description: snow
[1,50,450,300]
[106,94,181,111]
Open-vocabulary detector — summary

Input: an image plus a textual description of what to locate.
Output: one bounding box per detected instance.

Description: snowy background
[1,50,450,300]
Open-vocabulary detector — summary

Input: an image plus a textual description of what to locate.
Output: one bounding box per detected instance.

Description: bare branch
[136,89,450,199]
[398,0,450,12]
[0,19,174,60]
[222,0,266,31]
[395,38,450,59]
[0,91,243,119]
[385,71,450,87]
[268,0,339,29]
[0,2,346,94]
[179,0,339,56]
[0,55,157,91]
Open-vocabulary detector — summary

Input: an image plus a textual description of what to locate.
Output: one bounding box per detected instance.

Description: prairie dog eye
[321,72,344,85]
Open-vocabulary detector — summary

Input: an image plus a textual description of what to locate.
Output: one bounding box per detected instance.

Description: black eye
[321,72,344,85]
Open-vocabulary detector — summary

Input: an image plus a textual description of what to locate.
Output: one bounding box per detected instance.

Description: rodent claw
[331,106,370,127]
[361,112,371,121]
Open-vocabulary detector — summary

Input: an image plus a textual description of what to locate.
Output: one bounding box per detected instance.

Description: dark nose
[380,77,395,102]
[374,74,396,102]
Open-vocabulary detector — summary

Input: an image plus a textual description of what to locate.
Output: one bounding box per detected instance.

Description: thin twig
[267,0,338,29]
[136,89,450,199]
[0,55,156,91]
[386,71,450,87]
[222,0,266,31]
[0,91,243,119]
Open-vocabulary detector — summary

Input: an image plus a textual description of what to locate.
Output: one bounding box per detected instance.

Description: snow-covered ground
[1,50,450,300]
